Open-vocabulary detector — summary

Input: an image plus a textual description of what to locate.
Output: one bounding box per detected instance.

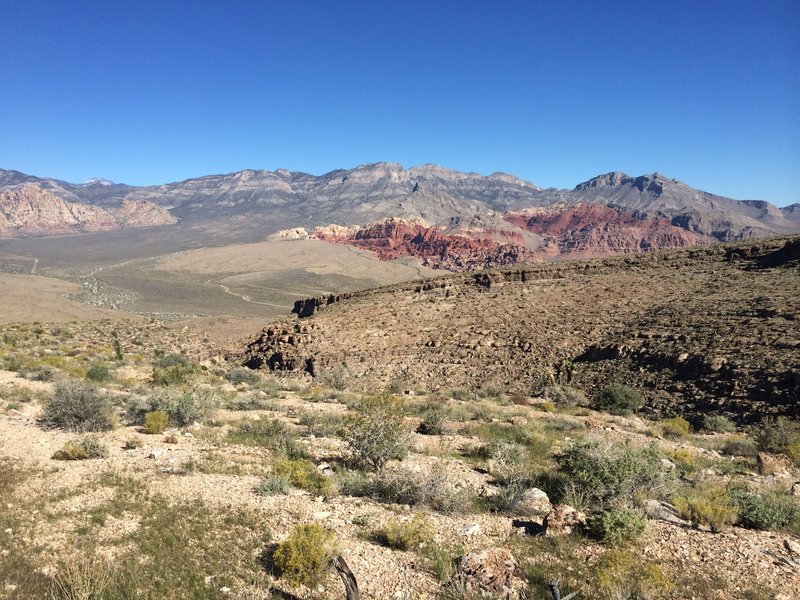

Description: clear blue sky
[1,1,798,205]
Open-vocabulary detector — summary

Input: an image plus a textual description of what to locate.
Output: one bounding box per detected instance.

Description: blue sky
[1,1,798,206]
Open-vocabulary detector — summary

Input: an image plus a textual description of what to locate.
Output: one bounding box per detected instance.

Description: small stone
[148,449,164,459]
[509,416,528,426]
[543,504,587,536]
[219,587,231,594]
[660,458,677,471]
[4,529,12,535]
[460,524,481,536]
[785,538,800,557]
[516,487,551,516]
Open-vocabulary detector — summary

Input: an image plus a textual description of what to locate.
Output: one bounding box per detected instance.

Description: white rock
[148,449,164,459]
[461,524,481,536]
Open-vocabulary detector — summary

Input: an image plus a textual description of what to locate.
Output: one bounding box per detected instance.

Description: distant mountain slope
[0,185,176,238]
[1,165,796,254]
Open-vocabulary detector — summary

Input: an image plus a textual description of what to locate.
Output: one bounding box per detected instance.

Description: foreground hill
[240,237,800,422]
[1,166,796,268]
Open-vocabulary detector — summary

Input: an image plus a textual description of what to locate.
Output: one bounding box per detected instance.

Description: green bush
[226,418,306,458]
[417,404,448,435]
[702,415,737,433]
[342,395,409,471]
[543,385,588,408]
[274,458,336,497]
[556,441,669,509]
[41,380,115,432]
[720,435,757,457]
[590,507,647,546]
[370,465,469,514]
[144,410,170,434]
[256,475,290,496]
[374,513,433,550]
[85,363,110,383]
[273,524,336,587]
[155,353,193,369]
[592,549,672,600]
[673,486,739,532]
[224,366,261,386]
[661,416,691,438]
[127,389,214,427]
[732,488,799,531]
[754,416,800,453]
[53,435,109,460]
[595,383,643,415]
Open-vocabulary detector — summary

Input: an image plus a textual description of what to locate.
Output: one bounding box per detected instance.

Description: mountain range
[1,164,797,268]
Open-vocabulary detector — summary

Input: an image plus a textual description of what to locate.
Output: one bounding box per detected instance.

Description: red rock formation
[505,203,710,257]
[313,218,539,271]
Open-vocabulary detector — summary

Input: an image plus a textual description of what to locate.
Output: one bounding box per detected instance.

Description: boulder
[515,487,551,516]
[757,452,794,476]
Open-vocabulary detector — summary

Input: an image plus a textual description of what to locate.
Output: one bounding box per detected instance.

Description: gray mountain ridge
[1,163,797,241]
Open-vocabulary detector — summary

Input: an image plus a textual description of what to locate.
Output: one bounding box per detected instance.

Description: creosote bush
[144,410,170,434]
[343,394,409,471]
[702,415,737,433]
[224,366,261,386]
[53,435,109,460]
[592,549,672,600]
[556,441,669,509]
[256,475,290,497]
[418,404,448,435]
[127,389,214,428]
[754,416,800,454]
[543,385,588,408]
[595,383,643,415]
[661,416,691,438]
[590,507,648,546]
[273,524,336,587]
[731,487,799,531]
[274,458,336,497]
[85,363,110,383]
[375,513,433,550]
[673,486,739,532]
[151,353,196,386]
[42,379,115,432]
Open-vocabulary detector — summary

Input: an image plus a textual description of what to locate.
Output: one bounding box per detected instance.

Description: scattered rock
[757,452,793,476]
[543,504,587,536]
[786,539,800,557]
[516,487,551,517]
[148,448,164,460]
[509,416,528,426]
[457,547,519,596]
[460,524,481,536]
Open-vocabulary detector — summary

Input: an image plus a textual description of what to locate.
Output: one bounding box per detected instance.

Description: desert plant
[273,524,336,587]
[731,488,799,531]
[590,507,648,546]
[543,384,588,408]
[127,389,214,427]
[274,458,336,497]
[41,380,115,432]
[369,464,469,514]
[702,415,737,433]
[754,416,800,453]
[144,410,170,434]
[224,366,261,386]
[720,435,757,457]
[673,486,739,532]
[418,404,448,435]
[53,435,109,460]
[592,549,672,600]
[123,437,143,450]
[256,475,290,496]
[556,440,669,509]
[595,383,643,415]
[85,363,110,383]
[661,416,691,438]
[374,513,433,550]
[226,418,306,458]
[342,394,409,471]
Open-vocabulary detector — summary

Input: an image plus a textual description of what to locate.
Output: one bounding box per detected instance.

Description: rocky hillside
[238,237,800,422]
[2,165,796,247]
[0,185,177,238]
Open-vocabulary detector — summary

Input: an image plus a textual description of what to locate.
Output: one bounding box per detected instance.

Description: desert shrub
[127,389,214,427]
[374,513,433,550]
[334,468,374,497]
[754,416,800,453]
[144,410,170,434]
[224,366,260,386]
[372,465,469,514]
[418,404,448,435]
[85,363,110,382]
[256,475,290,496]
[226,418,306,458]
[556,441,669,509]
[595,383,643,415]
[673,486,739,532]
[592,549,672,600]
[543,385,588,408]
[51,557,116,600]
[314,364,350,391]
[53,435,109,460]
[41,379,115,432]
[661,416,691,438]
[274,458,336,497]
[590,507,648,546]
[670,449,698,474]
[720,435,757,457]
[470,440,529,480]
[273,524,336,587]
[297,411,344,437]
[786,439,800,466]
[123,437,142,449]
[731,488,799,531]
[151,353,195,385]
[702,415,737,433]
[342,394,409,471]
